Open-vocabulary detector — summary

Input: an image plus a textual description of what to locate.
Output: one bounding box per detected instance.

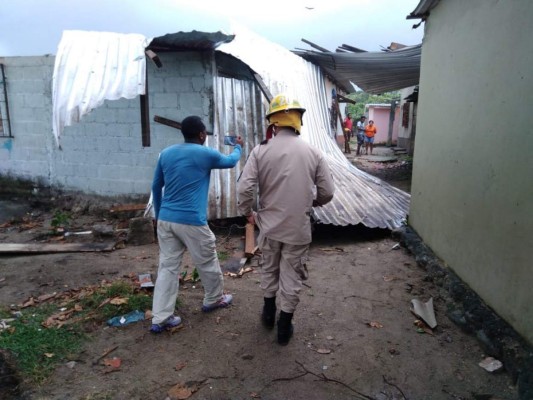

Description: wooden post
[244,223,255,258]
[387,99,397,147]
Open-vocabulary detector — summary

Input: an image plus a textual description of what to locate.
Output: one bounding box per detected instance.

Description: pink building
[365,103,400,145]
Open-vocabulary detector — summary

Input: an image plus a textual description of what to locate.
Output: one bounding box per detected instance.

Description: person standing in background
[364,119,377,155]
[355,115,366,156]
[343,113,353,154]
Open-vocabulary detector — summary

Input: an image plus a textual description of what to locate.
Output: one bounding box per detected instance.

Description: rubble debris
[126,217,154,245]
[479,357,503,373]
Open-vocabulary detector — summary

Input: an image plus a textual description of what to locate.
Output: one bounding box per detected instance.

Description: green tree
[346,91,400,119]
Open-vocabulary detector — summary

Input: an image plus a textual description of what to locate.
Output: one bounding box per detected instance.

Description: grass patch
[218,250,229,262]
[0,304,85,384]
[0,279,155,384]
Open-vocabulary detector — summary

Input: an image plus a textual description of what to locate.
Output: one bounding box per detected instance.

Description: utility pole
[387,99,398,147]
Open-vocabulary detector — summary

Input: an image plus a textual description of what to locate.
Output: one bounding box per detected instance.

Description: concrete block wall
[0,51,215,197]
[0,56,55,184]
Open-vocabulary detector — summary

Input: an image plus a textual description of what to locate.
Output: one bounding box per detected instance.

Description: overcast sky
[0,0,424,57]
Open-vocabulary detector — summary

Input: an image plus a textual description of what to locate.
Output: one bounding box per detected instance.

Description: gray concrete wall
[410,0,533,345]
[0,51,214,196]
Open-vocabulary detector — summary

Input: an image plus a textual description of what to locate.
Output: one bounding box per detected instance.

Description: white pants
[151,220,224,324]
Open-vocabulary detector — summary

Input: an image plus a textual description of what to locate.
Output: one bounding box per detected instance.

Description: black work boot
[277,311,294,345]
[262,297,276,329]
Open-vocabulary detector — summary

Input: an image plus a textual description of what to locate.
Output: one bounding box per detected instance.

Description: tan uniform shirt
[238,129,334,245]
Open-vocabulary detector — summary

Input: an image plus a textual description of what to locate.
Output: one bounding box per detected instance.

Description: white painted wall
[410,0,533,344]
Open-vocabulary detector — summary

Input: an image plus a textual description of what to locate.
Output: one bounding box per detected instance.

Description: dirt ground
[0,153,520,400]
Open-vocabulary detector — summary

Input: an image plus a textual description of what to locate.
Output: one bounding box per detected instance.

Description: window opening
[0,64,13,138]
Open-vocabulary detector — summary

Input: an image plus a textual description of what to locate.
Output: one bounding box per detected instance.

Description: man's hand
[236,136,244,147]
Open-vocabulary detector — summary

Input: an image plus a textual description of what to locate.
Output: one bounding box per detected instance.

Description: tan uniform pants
[259,236,309,313]
[152,221,224,324]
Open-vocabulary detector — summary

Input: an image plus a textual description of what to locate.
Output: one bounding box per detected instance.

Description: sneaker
[150,315,182,333]
[201,294,233,313]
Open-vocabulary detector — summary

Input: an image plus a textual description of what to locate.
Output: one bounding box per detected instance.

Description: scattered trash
[479,357,503,373]
[167,382,200,400]
[411,298,437,328]
[138,273,155,288]
[316,348,332,354]
[250,392,261,399]
[65,361,77,369]
[44,353,54,358]
[64,230,92,237]
[109,297,128,305]
[106,310,146,327]
[319,247,345,252]
[367,321,384,329]
[103,357,121,369]
[383,275,396,282]
[326,335,334,340]
[0,318,15,331]
[391,243,401,250]
[414,319,434,335]
[92,345,119,366]
[242,354,254,360]
[174,362,187,371]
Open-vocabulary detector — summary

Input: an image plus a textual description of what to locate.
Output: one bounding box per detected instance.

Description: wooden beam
[0,242,115,254]
[109,204,147,213]
[252,73,273,102]
[153,115,213,135]
[244,223,255,258]
[337,94,356,105]
[140,65,150,147]
[301,38,330,53]
[145,50,162,68]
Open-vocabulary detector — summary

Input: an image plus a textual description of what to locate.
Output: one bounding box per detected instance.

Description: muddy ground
[0,151,520,400]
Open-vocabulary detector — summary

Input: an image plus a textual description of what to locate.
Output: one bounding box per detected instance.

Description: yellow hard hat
[266,94,306,120]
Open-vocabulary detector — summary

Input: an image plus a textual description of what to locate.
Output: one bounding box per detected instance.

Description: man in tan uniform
[237,94,335,345]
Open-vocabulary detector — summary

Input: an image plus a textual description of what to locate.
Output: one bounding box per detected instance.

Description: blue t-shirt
[152,143,242,226]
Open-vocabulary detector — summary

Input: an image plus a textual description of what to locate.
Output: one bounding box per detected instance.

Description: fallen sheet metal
[411,298,437,328]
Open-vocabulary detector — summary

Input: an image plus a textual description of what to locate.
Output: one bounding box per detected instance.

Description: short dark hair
[181,116,205,140]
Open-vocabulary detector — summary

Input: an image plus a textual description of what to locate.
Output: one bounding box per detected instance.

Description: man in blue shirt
[150,115,243,333]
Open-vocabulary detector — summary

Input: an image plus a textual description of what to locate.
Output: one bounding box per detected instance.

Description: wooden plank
[140,65,150,147]
[252,73,273,102]
[109,204,147,213]
[244,223,255,258]
[0,242,115,254]
[153,115,214,136]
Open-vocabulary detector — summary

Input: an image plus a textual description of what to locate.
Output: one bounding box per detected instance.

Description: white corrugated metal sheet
[52,30,151,147]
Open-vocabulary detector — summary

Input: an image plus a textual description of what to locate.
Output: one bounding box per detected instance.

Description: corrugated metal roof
[218,24,410,229]
[407,0,441,19]
[294,44,422,95]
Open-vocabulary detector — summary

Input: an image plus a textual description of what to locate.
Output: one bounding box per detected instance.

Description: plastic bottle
[106,310,146,327]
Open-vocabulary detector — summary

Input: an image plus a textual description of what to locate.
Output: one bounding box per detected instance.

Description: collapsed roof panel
[218,24,410,229]
[294,44,422,94]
